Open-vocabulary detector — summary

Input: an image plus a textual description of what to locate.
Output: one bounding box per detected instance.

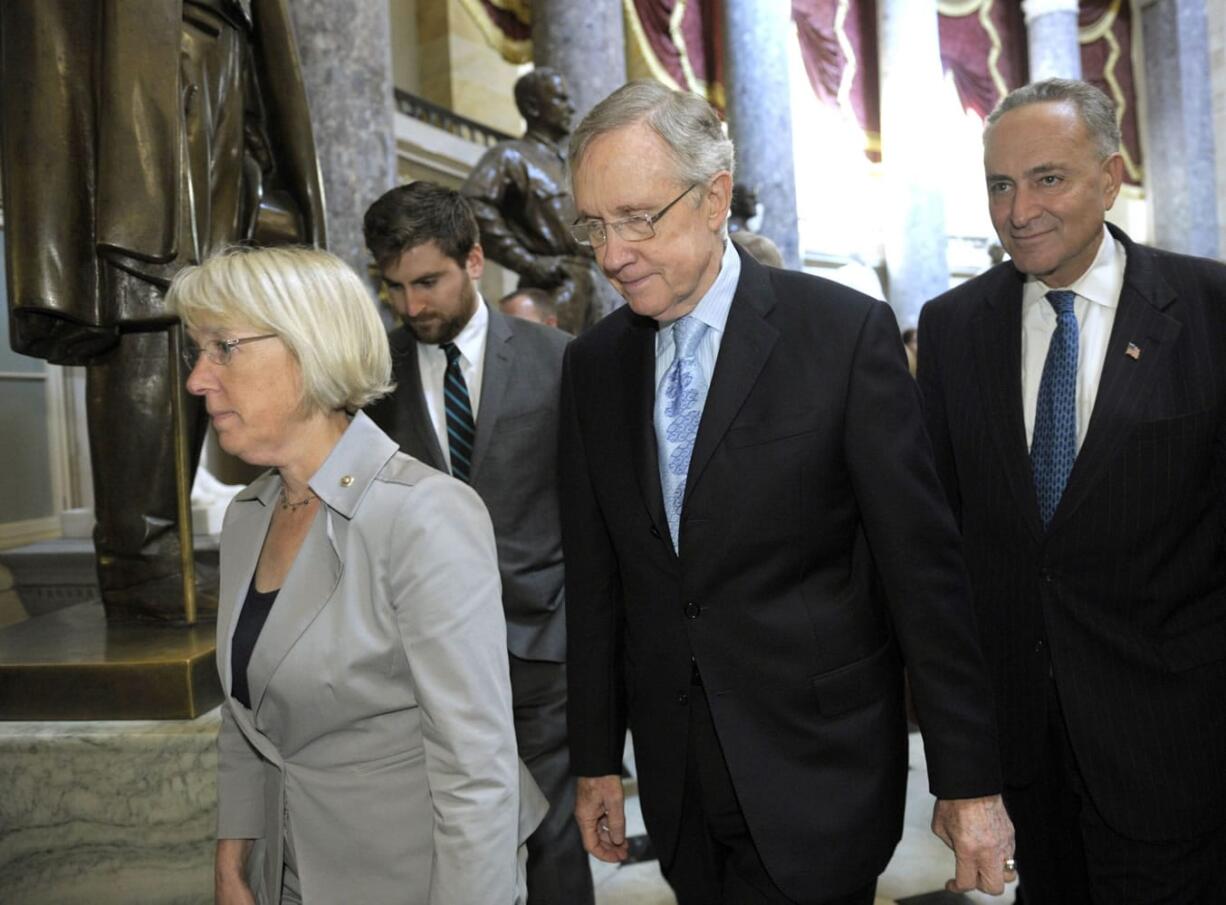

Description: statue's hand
[522,255,567,286]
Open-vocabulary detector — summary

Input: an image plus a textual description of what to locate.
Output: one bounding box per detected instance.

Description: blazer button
[676,692,689,705]
[684,602,700,619]
[1041,570,1053,584]
[1034,639,1046,653]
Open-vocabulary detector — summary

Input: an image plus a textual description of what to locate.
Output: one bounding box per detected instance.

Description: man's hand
[931,794,1016,895]
[575,774,630,863]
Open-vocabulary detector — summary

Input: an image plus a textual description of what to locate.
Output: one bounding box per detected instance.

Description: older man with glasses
[558,80,1015,905]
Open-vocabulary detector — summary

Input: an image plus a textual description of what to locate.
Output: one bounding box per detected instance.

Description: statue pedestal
[0,709,219,905]
[0,538,223,720]
[0,601,222,720]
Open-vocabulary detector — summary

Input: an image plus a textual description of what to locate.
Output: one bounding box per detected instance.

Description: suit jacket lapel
[390,328,446,470]
[624,313,671,546]
[971,265,1044,540]
[684,250,778,508]
[471,306,512,480]
[1049,237,1181,530]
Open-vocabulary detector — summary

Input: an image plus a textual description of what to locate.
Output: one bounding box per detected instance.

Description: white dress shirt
[655,239,742,397]
[1021,226,1126,452]
[416,298,489,470]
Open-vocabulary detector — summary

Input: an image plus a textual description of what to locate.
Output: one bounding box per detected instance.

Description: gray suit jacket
[367,306,571,662]
[215,412,546,904]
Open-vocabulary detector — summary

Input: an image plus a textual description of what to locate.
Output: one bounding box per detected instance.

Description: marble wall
[0,711,220,905]
[416,0,524,137]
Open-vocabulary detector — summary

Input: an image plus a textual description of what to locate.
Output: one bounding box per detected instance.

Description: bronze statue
[0,0,326,624]
[461,68,620,333]
[728,182,783,267]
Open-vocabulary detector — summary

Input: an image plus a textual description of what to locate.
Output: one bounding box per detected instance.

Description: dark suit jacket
[560,246,1001,899]
[917,224,1226,842]
[367,305,571,663]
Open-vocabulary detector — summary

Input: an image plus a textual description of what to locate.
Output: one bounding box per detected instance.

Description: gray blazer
[215,412,546,905]
[368,306,570,662]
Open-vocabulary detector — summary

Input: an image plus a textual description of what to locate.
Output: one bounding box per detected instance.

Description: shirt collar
[1029,225,1122,310]
[658,239,740,348]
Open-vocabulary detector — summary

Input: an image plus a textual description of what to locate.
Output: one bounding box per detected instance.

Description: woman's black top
[231,581,280,709]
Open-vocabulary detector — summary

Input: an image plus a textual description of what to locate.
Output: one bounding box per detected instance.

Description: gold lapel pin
[1125,342,1141,360]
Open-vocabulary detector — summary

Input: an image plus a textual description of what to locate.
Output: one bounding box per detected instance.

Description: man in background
[363,182,592,905]
[500,287,561,330]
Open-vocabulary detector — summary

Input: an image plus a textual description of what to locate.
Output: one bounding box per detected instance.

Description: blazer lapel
[216,474,278,697]
[244,414,397,715]
[971,266,1044,540]
[624,313,670,545]
[244,506,343,716]
[390,328,446,470]
[1048,240,1181,530]
[683,252,777,508]
[470,306,512,480]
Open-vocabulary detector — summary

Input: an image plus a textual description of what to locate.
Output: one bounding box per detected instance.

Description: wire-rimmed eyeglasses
[570,184,698,248]
[181,334,278,369]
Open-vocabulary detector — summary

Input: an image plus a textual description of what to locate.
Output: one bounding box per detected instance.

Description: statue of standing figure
[0,0,326,623]
[462,68,621,333]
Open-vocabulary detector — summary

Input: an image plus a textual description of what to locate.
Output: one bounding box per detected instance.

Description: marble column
[1206,0,1226,257]
[722,0,800,269]
[1140,0,1220,258]
[531,0,626,122]
[288,0,397,285]
[1023,0,1082,82]
[877,0,948,328]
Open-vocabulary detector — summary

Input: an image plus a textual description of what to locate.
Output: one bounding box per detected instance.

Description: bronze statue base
[0,600,221,720]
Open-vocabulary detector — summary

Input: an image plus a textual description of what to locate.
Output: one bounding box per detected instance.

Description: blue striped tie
[440,342,476,483]
[1031,290,1078,528]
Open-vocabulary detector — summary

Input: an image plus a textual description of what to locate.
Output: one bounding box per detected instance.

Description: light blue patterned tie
[1031,290,1078,528]
[655,316,709,549]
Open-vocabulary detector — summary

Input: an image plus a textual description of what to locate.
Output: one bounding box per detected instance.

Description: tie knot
[1045,290,1076,316]
[440,342,461,365]
[671,316,707,360]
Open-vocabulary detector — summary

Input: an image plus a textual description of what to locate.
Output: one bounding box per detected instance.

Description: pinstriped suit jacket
[918,224,1226,841]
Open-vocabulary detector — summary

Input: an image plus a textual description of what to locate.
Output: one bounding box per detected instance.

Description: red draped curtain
[791,0,881,160]
[462,0,1142,181]
[1079,0,1142,183]
[937,0,1028,119]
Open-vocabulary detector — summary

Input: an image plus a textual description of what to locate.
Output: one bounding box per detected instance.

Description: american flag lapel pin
[1126,342,1141,360]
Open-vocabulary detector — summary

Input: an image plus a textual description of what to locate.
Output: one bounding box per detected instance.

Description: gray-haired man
[919,78,1226,903]
[559,79,1014,905]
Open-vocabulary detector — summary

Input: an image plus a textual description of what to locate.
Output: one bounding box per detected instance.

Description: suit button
[650,525,661,539]
[677,692,689,705]
[1034,639,1046,653]
[1042,570,1054,584]
[684,602,700,619]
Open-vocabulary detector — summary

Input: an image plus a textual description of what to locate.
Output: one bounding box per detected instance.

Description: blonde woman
[170,246,544,905]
